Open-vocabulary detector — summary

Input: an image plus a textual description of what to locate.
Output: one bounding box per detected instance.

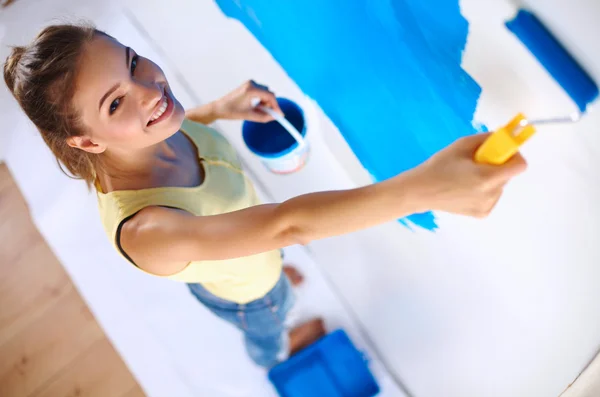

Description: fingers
[254,90,282,115]
[452,132,493,154]
[471,155,524,218]
[249,109,276,123]
[472,188,504,218]
[248,80,283,115]
[250,80,269,92]
[454,133,528,183]
[496,152,528,180]
[259,91,283,115]
[479,152,527,186]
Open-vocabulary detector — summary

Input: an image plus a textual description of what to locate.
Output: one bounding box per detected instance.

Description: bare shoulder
[119,206,193,276]
[119,201,292,268]
[121,206,189,242]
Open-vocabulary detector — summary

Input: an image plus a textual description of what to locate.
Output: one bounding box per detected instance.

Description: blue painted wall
[216,0,482,229]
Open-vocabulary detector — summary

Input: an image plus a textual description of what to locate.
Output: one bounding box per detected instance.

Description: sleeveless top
[96,119,283,304]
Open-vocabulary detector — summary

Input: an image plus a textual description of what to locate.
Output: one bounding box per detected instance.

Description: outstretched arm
[185,79,282,124]
[120,133,527,276]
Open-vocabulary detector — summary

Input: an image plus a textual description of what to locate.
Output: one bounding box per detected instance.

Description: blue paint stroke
[216,0,481,230]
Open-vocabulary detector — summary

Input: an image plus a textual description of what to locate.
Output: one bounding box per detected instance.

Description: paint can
[243,98,309,174]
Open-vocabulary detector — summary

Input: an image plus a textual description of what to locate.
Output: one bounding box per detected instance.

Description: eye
[107,54,138,115]
[109,97,121,115]
[130,54,138,75]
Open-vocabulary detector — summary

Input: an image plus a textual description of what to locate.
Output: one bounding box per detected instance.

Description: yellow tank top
[96,119,282,304]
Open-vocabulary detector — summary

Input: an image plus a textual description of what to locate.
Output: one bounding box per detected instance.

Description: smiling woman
[67,34,187,176]
[3,23,526,370]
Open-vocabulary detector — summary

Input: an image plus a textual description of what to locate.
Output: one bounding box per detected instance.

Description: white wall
[2,0,600,396]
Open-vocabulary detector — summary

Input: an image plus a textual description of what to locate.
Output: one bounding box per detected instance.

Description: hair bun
[3,46,27,95]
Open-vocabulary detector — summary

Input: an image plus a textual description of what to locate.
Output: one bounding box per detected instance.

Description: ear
[66,135,107,154]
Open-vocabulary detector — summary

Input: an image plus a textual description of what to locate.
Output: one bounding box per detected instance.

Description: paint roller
[474,9,599,165]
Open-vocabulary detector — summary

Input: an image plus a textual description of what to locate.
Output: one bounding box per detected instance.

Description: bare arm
[121,171,421,276]
[121,134,527,276]
[185,80,283,125]
[185,101,220,125]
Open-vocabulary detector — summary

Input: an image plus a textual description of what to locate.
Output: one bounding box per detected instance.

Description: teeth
[150,97,168,122]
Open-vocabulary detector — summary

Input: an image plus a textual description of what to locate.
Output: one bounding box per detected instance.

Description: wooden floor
[0,164,145,397]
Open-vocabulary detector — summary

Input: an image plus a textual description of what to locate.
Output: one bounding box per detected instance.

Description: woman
[3,24,526,368]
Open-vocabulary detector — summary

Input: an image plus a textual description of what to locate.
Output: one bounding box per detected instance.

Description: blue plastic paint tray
[268,329,380,397]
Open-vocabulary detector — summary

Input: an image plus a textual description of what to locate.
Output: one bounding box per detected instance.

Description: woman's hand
[406,133,528,218]
[214,80,283,122]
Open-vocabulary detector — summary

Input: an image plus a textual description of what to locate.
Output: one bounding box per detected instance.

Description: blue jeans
[188,273,295,368]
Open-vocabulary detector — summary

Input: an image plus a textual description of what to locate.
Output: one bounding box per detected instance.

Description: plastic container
[243,97,309,174]
[268,329,380,397]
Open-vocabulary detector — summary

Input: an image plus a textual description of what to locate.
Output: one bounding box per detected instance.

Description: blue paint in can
[243,98,309,174]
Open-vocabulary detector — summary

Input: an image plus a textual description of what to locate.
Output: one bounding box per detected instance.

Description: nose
[136,80,163,111]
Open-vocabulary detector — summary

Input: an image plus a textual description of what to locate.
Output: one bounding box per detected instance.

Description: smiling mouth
[147,88,174,126]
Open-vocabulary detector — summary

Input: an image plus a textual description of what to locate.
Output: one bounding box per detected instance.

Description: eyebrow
[98,47,131,111]
[126,46,131,68]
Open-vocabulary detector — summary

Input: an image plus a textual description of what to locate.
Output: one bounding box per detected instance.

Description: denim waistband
[188,272,288,311]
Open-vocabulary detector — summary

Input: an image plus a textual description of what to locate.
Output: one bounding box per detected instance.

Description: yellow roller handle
[474,113,536,165]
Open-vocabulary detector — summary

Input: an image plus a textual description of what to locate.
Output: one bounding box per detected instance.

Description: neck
[96,136,178,192]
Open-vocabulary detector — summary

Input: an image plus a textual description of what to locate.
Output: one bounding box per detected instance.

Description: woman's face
[70,34,185,154]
